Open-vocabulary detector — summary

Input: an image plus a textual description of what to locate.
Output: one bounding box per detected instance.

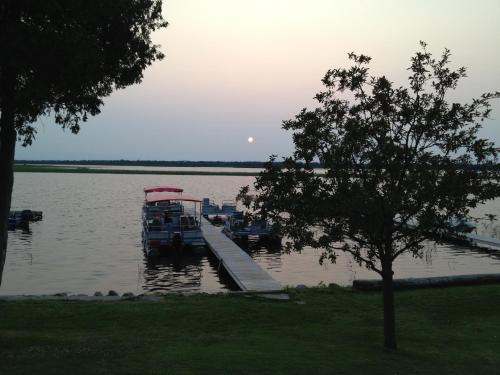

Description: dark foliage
[239,42,500,349]
[0,0,166,145]
[0,0,167,284]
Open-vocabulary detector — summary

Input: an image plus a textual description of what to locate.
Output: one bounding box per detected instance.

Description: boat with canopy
[142,188,204,256]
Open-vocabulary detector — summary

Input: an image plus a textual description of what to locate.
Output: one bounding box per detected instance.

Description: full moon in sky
[247,136,254,143]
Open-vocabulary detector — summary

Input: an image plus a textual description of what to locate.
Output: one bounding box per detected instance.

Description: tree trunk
[382,261,397,350]
[0,66,17,286]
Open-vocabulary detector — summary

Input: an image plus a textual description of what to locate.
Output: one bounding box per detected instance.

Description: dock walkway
[465,233,500,249]
[201,218,282,292]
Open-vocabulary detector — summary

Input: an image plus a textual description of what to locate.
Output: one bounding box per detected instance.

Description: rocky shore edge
[0,291,162,302]
[0,289,292,301]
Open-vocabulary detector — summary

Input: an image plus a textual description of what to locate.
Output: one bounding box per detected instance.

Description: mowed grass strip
[13,164,259,176]
[1,285,500,375]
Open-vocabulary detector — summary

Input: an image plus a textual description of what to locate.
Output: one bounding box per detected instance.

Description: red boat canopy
[146,192,201,204]
[144,186,184,194]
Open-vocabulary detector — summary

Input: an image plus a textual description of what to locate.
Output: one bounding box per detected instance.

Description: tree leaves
[240,43,500,275]
[0,0,167,144]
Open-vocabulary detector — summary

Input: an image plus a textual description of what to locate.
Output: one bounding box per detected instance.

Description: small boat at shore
[142,186,205,256]
[8,209,43,229]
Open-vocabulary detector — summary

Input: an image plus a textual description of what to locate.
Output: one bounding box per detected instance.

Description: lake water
[2,171,500,295]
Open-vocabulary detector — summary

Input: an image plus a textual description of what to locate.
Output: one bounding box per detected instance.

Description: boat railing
[179,215,201,231]
[221,201,236,213]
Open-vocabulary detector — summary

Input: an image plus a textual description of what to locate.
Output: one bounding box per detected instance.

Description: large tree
[0,0,167,283]
[239,43,500,349]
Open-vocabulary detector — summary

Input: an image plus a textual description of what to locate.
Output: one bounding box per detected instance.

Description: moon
[247,136,254,143]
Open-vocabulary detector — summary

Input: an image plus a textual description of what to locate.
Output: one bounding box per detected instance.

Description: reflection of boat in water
[8,209,43,229]
[142,251,204,293]
[221,211,281,245]
[142,186,205,257]
[141,250,239,293]
[236,236,283,254]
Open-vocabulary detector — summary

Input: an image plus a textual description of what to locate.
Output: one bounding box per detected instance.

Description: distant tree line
[13,159,500,170]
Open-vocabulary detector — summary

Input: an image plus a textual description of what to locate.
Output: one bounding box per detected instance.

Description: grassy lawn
[1,285,499,374]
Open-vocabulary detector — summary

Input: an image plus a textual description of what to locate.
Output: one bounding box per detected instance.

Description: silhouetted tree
[239,42,500,349]
[0,0,167,284]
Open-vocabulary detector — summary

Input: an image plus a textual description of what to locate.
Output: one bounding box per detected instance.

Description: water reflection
[237,238,284,271]
[447,243,500,262]
[9,226,32,239]
[3,171,500,295]
[143,255,203,293]
[141,249,239,293]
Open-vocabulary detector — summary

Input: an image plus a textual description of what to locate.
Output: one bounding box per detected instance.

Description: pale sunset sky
[15,0,500,161]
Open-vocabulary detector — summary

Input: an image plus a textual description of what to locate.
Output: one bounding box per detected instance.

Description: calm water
[2,171,500,295]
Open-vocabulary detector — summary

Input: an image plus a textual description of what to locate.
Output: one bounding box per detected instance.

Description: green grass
[13,164,259,176]
[1,285,500,374]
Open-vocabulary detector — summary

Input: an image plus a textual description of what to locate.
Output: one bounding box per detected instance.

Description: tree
[238,42,500,349]
[0,0,167,284]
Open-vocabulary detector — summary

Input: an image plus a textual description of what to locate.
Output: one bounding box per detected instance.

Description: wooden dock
[465,233,500,249]
[201,218,282,292]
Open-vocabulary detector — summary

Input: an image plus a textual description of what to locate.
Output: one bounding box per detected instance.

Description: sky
[15,0,500,161]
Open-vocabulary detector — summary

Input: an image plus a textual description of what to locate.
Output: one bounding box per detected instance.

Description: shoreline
[13,164,259,176]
